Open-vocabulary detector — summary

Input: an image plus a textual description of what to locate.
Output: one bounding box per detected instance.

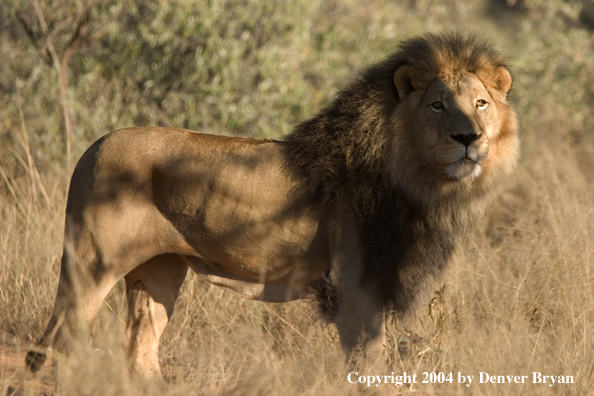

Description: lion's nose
[450,133,481,147]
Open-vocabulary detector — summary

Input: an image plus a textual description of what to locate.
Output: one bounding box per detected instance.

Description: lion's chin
[445,159,482,180]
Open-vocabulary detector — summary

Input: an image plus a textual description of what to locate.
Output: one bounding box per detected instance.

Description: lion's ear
[495,67,512,96]
[394,65,416,100]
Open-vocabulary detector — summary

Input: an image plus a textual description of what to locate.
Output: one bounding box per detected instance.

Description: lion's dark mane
[283,32,510,317]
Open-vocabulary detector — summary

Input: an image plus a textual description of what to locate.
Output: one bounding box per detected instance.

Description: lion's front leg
[326,206,386,369]
[334,287,386,368]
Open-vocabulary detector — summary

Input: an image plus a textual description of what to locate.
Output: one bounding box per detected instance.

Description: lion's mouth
[445,157,482,180]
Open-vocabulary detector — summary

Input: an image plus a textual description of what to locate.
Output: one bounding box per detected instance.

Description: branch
[61,1,128,69]
[30,0,48,33]
[23,0,129,169]
[30,0,73,167]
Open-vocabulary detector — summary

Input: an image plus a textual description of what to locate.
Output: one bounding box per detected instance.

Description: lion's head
[387,33,519,204]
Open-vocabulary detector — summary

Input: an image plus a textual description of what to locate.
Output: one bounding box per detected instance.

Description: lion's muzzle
[450,132,481,147]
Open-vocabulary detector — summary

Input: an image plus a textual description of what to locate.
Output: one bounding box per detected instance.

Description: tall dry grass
[2,0,594,394]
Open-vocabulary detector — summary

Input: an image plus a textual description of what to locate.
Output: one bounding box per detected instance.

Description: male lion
[27,32,518,378]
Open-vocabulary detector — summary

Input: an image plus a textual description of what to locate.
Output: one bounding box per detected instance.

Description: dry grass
[2,0,594,394]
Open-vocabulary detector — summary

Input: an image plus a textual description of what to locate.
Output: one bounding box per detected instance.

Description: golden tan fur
[26,32,518,378]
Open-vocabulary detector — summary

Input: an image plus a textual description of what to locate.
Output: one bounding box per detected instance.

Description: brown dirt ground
[1,345,56,396]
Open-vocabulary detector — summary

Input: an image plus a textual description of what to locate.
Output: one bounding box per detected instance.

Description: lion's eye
[430,102,444,112]
[476,99,488,110]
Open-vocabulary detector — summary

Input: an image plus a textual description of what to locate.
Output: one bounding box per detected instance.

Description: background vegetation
[1,0,593,394]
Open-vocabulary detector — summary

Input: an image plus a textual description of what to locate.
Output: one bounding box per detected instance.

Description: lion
[26,32,518,378]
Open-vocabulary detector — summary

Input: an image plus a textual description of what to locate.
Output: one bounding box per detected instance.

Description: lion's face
[394,64,514,182]
[419,74,494,180]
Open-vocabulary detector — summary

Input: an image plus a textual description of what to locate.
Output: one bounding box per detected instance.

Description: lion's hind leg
[124,254,188,380]
[25,250,119,373]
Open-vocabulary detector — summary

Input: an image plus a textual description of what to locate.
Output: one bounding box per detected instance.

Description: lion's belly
[181,235,328,302]
[176,195,329,283]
